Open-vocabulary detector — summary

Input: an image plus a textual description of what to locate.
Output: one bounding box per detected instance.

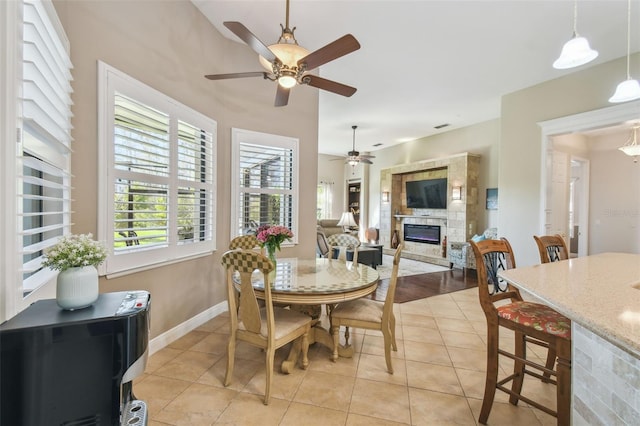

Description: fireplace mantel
[394,214,447,220]
[379,152,480,265]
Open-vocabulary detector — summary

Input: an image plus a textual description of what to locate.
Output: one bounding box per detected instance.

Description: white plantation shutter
[231,128,298,242]
[99,63,216,276]
[19,0,73,295]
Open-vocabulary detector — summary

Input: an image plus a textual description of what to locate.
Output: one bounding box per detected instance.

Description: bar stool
[470,238,572,425]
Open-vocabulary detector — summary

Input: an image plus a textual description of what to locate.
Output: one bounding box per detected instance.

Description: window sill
[104,250,213,280]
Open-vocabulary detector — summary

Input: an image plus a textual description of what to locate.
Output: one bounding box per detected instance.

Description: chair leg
[555,338,572,426]
[510,330,526,405]
[542,347,556,383]
[300,331,310,370]
[479,323,500,425]
[264,346,275,405]
[390,313,398,351]
[331,324,340,362]
[382,324,394,374]
[224,335,236,387]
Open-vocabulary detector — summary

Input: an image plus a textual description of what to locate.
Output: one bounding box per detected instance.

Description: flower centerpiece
[256,225,293,267]
[42,233,108,310]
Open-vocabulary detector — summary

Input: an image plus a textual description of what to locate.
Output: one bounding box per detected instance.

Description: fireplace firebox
[403,224,441,245]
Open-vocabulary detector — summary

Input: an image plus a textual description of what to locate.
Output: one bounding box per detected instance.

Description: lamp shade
[337,212,357,227]
[609,79,640,103]
[553,36,598,69]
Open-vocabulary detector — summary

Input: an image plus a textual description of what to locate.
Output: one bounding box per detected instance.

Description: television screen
[405,178,447,209]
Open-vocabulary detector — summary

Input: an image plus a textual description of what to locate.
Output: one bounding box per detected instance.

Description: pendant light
[619,124,640,161]
[609,0,640,103]
[553,0,598,69]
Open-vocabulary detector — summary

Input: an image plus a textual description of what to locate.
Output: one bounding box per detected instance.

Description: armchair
[448,228,497,275]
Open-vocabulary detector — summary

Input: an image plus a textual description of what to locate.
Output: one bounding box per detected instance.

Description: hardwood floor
[372,268,478,303]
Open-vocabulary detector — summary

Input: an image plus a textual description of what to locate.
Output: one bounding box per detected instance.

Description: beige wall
[53,0,319,339]
[499,54,638,266]
[317,153,346,219]
[365,119,500,235]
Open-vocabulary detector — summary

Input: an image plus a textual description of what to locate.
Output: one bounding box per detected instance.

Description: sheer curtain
[317,180,334,219]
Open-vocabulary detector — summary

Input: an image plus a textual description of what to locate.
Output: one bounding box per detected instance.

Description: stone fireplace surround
[379,152,480,265]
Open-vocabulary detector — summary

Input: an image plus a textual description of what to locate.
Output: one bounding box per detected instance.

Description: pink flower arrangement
[256,225,293,262]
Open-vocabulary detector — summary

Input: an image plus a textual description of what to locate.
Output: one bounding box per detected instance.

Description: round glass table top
[250,258,379,295]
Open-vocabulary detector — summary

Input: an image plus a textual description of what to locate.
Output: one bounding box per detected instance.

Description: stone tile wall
[573,323,640,425]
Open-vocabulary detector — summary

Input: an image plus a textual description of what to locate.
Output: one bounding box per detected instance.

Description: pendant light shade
[619,125,640,159]
[553,36,599,69]
[553,0,598,69]
[610,0,640,103]
[609,79,640,103]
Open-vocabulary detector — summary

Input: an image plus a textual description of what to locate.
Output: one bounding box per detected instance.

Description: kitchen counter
[499,252,640,357]
[499,252,640,424]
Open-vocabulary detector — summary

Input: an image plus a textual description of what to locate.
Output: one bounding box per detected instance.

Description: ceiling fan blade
[205,71,268,80]
[223,21,277,63]
[304,75,357,97]
[298,34,360,71]
[359,154,376,159]
[274,85,290,107]
[359,158,373,165]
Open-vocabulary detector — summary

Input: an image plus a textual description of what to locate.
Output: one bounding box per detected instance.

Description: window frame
[230,128,299,245]
[98,62,217,277]
[1,0,72,320]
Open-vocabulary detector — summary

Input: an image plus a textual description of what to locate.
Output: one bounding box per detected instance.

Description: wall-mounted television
[405,178,447,209]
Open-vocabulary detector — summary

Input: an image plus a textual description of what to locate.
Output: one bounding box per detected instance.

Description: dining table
[237,257,380,373]
[498,252,640,424]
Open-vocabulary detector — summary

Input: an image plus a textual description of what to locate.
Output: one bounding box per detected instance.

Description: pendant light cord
[573,0,578,36]
[625,0,632,79]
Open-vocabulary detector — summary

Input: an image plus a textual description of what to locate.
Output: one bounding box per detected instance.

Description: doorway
[539,100,640,256]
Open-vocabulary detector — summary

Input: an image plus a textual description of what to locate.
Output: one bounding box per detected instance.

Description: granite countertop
[499,252,640,358]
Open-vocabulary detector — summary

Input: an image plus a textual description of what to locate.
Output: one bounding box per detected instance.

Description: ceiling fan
[204,0,360,107]
[343,125,375,166]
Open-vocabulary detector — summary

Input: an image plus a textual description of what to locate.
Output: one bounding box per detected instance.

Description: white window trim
[98,62,217,277]
[230,127,299,245]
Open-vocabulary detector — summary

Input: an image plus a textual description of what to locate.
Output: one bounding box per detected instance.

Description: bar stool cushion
[497,301,571,339]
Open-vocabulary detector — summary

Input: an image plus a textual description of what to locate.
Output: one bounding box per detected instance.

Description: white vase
[56,266,99,310]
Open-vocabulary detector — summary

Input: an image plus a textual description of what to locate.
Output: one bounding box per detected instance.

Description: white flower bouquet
[42,233,108,271]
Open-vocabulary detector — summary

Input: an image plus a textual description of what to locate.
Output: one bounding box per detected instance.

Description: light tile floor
[136,288,558,425]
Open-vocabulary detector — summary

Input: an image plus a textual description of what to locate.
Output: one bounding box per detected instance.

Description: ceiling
[192,0,640,156]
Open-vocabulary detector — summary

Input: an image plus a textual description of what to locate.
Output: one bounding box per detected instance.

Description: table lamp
[337,212,357,232]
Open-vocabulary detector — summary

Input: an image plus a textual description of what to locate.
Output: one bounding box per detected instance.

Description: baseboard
[148,301,228,355]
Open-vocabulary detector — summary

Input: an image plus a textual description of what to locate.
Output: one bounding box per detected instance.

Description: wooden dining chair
[221,249,311,404]
[229,234,264,254]
[330,244,402,373]
[534,234,569,264]
[470,238,572,425]
[326,233,360,264]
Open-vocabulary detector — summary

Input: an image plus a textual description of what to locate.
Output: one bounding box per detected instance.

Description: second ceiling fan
[343,125,375,166]
[205,0,361,107]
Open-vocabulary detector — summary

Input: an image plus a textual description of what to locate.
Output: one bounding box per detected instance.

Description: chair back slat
[222,250,275,336]
[534,234,569,264]
[230,235,262,251]
[382,244,403,319]
[470,238,521,316]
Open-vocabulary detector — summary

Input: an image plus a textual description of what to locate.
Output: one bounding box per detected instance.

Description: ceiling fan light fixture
[258,43,310,71]
[553,35,599,69]
[278,74,297,88]
[347,158,359,167]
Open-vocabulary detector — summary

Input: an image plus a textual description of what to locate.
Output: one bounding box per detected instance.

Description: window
[317,180,333,219]
[231,128,298,243]
[19,0,73,297]
[98,62,216,276]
